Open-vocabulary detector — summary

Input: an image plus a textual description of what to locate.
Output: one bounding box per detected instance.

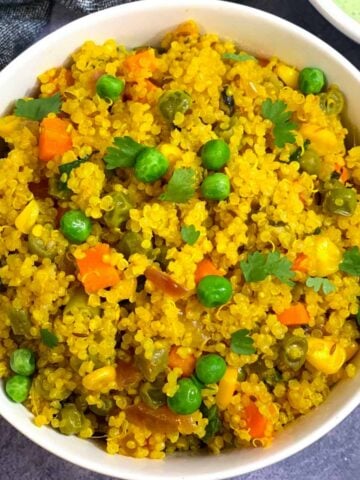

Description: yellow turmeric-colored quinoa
[0,21,359,459]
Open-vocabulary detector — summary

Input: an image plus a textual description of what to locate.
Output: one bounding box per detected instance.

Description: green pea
[323,186,357,216]
[319,86,345,115]
[201,173,230,201]
[58,403,83,435]
[103,191,132,228]
[195,354,226,384]
[196,275,233,308]
[299,67,326,94]
[140,381,166,409]
[5,375,32,403]
[117,231,149,259]
[158,90,192,122]
[299,148,321,175]
[135,344,169,382]
[281,335,308,371]
[201,139,230,171]
[96,74,125,102]
[28,233,57,259]
[10,348,36,376]
[89,397,115,416]
[8,308,31,336]
[60,210,92,244]
[134,148,169,183]
[167,378,202,415]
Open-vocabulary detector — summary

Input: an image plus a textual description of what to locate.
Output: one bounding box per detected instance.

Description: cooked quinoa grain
[0,21,359,459]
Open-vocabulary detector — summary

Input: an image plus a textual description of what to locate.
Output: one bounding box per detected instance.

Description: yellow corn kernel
[15,199,40,234]
[299,123,337,156]
[0,115,21,136]
[302,235,341,277]
[345,341,359,361]
[82,365,116,391]
[277,64,299,89]
[216,366,238,410]
[159,143,181,162]
[306,337,346,374]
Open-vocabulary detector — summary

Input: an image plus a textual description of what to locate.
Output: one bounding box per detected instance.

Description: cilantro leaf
[306,277,336,295]
[222,52,256,62]
[240,251,268,282]
[40,328,58,348]
[58,155,89,189]
[181,225,200,245]
[230,329,256,355]
[160,168,196,203]
[261,99,297,148]
[240,251,295,286]
[201,404,221,442]
[104,136,145,170]
[339,247,360,276]
[14,93,61,121]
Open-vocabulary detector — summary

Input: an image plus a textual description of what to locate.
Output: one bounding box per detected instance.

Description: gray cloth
[0,0,133,69]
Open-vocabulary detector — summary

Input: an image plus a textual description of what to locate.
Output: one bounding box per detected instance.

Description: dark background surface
[1,1,359,479]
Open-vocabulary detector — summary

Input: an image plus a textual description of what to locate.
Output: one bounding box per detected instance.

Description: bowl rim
[308,0,360,43]
[0,1,360,478]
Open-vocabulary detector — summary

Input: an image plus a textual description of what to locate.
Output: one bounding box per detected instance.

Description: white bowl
[309,0,360,44]
[1,1,360,479]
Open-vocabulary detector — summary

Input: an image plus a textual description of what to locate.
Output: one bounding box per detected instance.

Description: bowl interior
[0,1,360,479]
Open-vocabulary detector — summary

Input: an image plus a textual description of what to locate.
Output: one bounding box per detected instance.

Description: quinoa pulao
[0,21,359,459]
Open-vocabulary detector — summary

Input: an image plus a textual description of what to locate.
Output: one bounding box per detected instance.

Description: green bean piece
[28,233,57,259]
[323,186,357,216]
[103,191,133,228]
[299,148,321,175]
[135,344,169,382]
[319,86,345,115]
[89,397,115,416]
[64,288,100,318]
[280,335,308,371]
[139,380,166,409]
[158,90,192,122]
[117,231,150,259]
[58,403,83,435]
[8,308,31,336]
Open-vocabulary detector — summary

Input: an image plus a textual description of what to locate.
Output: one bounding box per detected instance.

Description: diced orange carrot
[38,117,72,162]
[245,402,268,438]
[168,346,196,377]
[122,49,158,81]
[76,243,120,293]
[195,258,223,284]
[144,267,189,299]
[277,303,310,326]
[291,253,309,273]
[334,163,350,183]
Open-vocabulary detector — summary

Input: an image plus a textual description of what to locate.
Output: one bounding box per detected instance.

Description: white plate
[309,0,360,43]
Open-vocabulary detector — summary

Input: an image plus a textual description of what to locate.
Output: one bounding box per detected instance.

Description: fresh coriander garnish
[261,98,297,148]
[305,276,336,295]
[339,246,360,276]
[104,136,145,170]
[40,328,59,348]
[230,329,256,355]
[160,167,196,203]
[181,225,200,245]
[240,251,295,286]
[14,93,61,121]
